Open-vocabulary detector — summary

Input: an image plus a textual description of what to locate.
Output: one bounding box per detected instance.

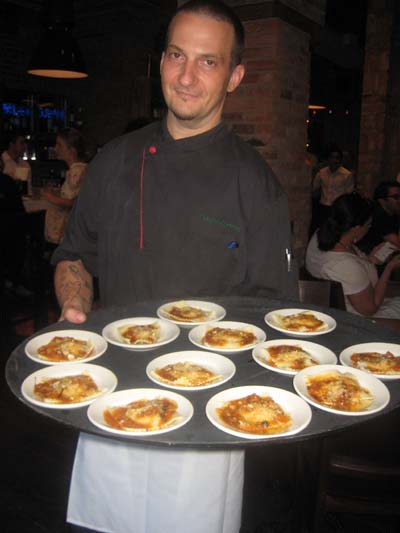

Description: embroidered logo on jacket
[201,214,240,232]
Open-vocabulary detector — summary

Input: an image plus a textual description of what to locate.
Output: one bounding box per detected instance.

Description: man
[1,132,32,193]
[357,181,400,255]
[310,147,354,234]
[53,2,297,532]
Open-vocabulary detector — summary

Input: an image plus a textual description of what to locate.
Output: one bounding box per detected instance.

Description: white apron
[67,432,244,533]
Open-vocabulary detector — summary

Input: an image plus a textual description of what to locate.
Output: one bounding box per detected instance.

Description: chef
[53,1,297,532]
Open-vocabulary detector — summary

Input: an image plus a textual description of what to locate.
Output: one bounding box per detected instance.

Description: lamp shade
[27,25,88,79]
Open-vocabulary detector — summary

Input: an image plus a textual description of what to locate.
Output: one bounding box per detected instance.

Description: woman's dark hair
[317,193,373,251]
[57,128,92,163]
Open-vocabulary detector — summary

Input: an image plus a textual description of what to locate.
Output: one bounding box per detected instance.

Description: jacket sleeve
[51,140,120,276]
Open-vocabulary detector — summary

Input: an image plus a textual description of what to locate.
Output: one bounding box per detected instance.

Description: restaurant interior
[1,1,400,532]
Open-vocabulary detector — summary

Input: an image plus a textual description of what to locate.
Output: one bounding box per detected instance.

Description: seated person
[306,193,400,318]
[357,181,400,255]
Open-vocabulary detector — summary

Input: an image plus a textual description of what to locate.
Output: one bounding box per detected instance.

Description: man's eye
[170,52,182,59]
[204,59,216,67]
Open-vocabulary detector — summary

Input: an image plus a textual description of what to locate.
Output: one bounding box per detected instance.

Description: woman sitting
[306,193,400,317]
[42,128,91,246]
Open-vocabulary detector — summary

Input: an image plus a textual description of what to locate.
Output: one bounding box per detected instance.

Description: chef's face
[160,12,244,138]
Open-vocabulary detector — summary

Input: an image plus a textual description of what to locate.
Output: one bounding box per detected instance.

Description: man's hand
[59,299,88,323]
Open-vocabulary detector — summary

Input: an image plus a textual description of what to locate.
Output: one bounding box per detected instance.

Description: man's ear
[227,64,245,93]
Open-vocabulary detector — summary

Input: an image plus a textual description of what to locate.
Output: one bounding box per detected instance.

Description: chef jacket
[53,120,297,304]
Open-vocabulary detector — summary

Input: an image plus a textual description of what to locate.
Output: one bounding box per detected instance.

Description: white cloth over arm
[67,432,244,533]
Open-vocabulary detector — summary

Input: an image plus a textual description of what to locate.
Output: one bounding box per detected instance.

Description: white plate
[87,388,193,436]
[293,364,390,416]
[102,317,180,351]
[252,339,337,376]
[21,363,117,409]
[340,342,400,381]
[25,330,108,365]
[206,385,312,440]
[264,308,337,337]
[189,321,266,353]
[146,350,236,390]
[157,300,226,327]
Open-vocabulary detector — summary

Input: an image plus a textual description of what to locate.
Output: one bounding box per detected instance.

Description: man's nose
[178,60,197,86]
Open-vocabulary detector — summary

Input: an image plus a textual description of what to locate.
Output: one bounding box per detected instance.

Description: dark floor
[2,288,400,533]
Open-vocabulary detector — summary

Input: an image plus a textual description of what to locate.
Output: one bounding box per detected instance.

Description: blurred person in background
[306,193,400,317]
[1,131,32,195]
[357,181,400,256]
[0,155,31,297]
[310,147,354,235]
[42,128,90,247]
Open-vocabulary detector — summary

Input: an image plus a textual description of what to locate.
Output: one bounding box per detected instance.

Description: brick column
[224,17,311,259]
[358,0,395,197]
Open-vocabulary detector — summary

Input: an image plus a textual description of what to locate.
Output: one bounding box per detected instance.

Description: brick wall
[224,17,311,259]
[358,0,397,196]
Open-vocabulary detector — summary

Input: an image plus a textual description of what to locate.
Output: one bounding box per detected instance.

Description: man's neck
[166,113,222,140]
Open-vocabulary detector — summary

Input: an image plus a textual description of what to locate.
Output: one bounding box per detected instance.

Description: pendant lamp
[27,3,88,79]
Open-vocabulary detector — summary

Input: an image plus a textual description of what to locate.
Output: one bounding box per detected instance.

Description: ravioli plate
[206,385,312,439]
[252,339,337,375]
[102,317,180,351]
[87,388,193,436]
[146,350,236,390]
[25,330,108,365]
[265,308,336,337]
[293,364,390,416]
[21,363,117,409]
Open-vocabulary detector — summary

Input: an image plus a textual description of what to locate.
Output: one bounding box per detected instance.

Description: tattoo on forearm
[56,261,93,312]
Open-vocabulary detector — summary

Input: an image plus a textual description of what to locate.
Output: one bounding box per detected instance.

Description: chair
[298,279,346,310]
[313,412,400,531]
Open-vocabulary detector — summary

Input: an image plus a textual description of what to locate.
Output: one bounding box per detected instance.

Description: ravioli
[103,397,180,432]
[306,371,374,411]
[152,361,220,387]
[118,323,160,345]
[34,373,101,404]
[37,336,94,362]
[350,351,400,375]
[263,344,318,371]
[202,327,257,348]
[163,302,212,323]
[274,312,326,332]
[217,393,292,435]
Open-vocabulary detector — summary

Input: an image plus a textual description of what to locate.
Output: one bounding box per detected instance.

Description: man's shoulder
[102,121,161,154]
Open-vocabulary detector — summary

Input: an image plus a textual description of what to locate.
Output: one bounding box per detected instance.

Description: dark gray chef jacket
[52,120,298,306]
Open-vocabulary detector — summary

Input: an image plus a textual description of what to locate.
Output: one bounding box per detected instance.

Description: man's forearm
[55,260,93,313]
